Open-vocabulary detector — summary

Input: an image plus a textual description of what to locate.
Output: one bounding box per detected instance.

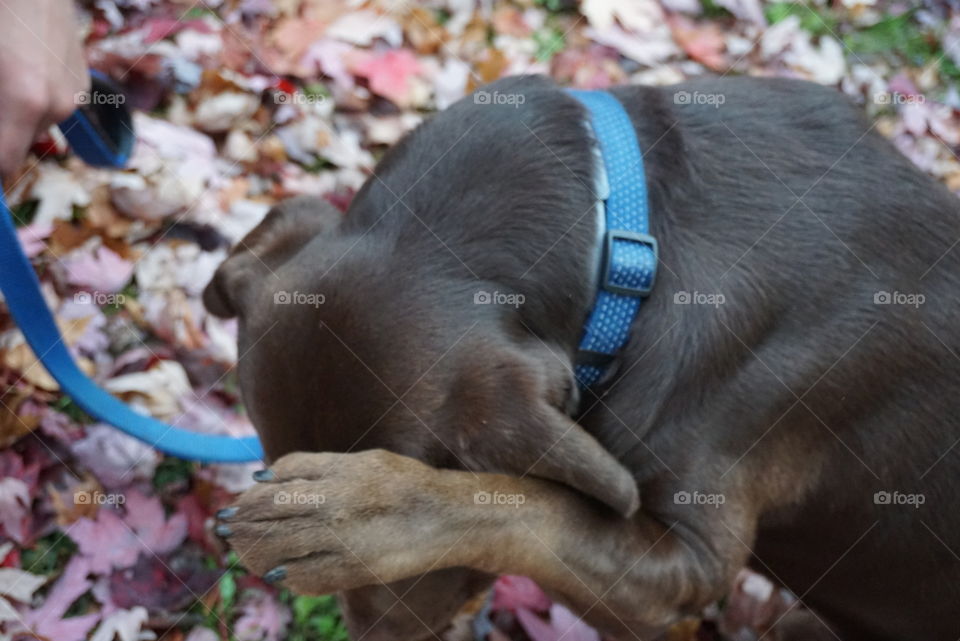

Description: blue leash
[0,73,263,462]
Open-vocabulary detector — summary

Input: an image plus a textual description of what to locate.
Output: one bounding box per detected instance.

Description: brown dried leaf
[492,6,533,38]
[475,49,508,86]
[3,343,59,391]
[49,477,102,525]
[1,316,95,392]
[0,386,40,448]
[86,185,132,240]
[405,7,447,55]
[49,221,95,256]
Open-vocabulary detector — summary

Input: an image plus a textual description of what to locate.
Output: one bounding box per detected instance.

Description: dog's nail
[263,566,287,584]
[215,524,232,538]
[252,469,275,482]
[216,507,237,520]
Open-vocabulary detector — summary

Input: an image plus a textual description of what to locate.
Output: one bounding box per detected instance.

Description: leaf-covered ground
[1,1,958,640]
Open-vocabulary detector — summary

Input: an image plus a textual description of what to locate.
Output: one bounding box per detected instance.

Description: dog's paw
[216,449,440,595]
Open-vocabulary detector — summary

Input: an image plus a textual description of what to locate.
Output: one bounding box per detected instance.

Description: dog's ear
[203,196,343,318]
[448,341,639,518]
[517,401,639,518]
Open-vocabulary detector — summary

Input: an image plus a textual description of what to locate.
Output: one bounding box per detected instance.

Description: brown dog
[204,75,960,640]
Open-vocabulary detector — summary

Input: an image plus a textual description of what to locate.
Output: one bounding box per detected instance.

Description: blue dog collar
[567,90,658,389]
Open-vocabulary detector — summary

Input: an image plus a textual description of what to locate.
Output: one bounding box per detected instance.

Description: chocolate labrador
[204,75,960,640]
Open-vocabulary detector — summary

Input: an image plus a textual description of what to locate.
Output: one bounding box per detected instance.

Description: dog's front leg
[219,449,753,636]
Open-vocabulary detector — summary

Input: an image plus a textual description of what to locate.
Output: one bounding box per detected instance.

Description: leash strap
[0,73,263,462]
[567,90,658,388]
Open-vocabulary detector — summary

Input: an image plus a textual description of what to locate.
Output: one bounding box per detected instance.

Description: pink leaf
[301,39,354,89]
[69,490,187,574]
[123,489,188,555]
[492,575,551,613]
[62,246,134,294]
[515,605,600,641]
[350,49,423,107]
[21,556,101,641]
[0,478,31,544]
[71,424,159,489]
[547,604,600,641]
[71,509,142,575]
[515,607,561,641]
[0,450,40,545]
[234,590,291,641]
[140,18,214,44]
[720,569,793,634]
[16,222,53,258]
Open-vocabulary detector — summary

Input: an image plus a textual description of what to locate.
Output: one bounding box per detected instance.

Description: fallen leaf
[29,165,90,226]
[69,490,187,574]
[20,556,100,641]
[405,7,447,54]
[108,550,221,613]
[49,477,103,525]
[350,49,424,107]
[327,9,403,47]
[491,575,551,613]
[71,424,160,489]
[61,245,135,294]
[103,360,193,420]
[0,387,40,448]
[0,566,46,603]
[670,15,728,71]
[234,589,292,641]
[89,606,149,641]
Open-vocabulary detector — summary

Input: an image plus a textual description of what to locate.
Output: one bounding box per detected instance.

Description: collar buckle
[602,230,658,298]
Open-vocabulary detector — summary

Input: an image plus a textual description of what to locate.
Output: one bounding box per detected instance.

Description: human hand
[0,0,89,179]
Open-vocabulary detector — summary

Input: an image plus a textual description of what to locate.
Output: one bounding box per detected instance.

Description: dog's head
[203,192,637,639]
[204,195,638,517]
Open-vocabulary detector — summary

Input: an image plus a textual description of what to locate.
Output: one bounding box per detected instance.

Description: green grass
[9,199,39,227]
[534,27,566,62]
[203,556,349,641]
[285,593,350,641]
[20,531,78,576]
[765,2,839,37]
